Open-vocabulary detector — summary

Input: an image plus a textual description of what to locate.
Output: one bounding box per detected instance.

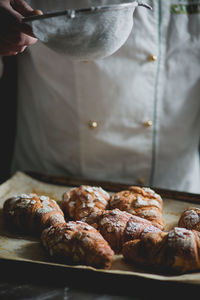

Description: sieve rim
[23,1,151,23]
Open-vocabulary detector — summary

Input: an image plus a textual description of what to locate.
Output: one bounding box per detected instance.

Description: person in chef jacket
[0,0,199,193]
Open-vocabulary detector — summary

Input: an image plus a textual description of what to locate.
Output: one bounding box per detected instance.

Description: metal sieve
[23,1,152,60]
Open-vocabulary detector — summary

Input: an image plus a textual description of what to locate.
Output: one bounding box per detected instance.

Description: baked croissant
[122,227,200,274]
[62,185,110,225]
[41,221,114,269]
[109,186,164,230]
[178,207,200,231]
[3,193,65,235]
[95,208,161,253]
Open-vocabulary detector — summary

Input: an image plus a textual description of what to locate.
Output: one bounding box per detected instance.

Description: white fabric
[12,0,200,193]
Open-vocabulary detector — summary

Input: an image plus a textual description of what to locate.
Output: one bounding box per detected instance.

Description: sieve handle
[23,2,153,24]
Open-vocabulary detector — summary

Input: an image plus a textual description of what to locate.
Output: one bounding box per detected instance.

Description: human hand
[0,0,42,56]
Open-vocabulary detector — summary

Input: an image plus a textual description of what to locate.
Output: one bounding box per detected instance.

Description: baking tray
[1,171,200,285]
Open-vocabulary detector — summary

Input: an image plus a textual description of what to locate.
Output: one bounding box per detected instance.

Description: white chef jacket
[10,0,200,193]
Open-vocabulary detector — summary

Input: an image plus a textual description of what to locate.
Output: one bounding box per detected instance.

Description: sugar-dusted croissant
[41,221,114,269]
[178,207,200,231]
[62,185,110,225]
[122,227,200,274]
[95,208,161,253]
[109,186,164,230]
[3,193,65,235]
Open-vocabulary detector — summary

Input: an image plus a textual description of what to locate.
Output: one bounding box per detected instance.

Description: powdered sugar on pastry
[134,196,161,208]
[181,210,199,229]
[178,207,200,231]
[109,186,164,230]
[41,221,114,270]
[62,185,110,224]
[3,193,64,235]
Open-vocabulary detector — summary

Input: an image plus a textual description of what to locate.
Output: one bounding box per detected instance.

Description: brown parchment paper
[1,172,200,284]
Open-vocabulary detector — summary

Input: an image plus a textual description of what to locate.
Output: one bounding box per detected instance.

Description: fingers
[16,8,43,39]
[32,9,43,16]
[0,20,38,46]
[0,44,26,56]
[11,0,36,16]
[10,1,43,37]
[0,0,42,56]
[2,28,37,46]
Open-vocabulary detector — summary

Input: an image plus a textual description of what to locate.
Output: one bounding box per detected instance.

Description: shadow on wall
[0,56,17,184]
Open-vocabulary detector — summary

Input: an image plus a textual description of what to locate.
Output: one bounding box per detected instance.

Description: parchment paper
[1,172,200,284]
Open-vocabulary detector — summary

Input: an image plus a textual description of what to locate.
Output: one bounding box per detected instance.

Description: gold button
[88,121,98,129]
[144,120,153,127]
[137,177,146,185]
[148,54,157,62]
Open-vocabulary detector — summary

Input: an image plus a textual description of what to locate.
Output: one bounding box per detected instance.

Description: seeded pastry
[3,193,65,235]
[41,221,114,269]
[62,185,110,226]
[109,186,164,230]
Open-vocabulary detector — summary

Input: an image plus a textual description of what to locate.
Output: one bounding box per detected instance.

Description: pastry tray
[1,171,200,285]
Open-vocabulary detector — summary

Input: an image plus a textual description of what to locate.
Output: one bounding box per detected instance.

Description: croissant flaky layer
[109,186,164,230]
[3,187,200,274]
[3,193,65,235]
[41,221,114,269]
[95,209,161,253]
[62,185,110,225]
[122,227,200,274]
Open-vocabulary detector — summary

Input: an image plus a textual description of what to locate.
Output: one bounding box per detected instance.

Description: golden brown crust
[122,227,200,274]
[178,207,200,231]
[96,209,161,253]
[3,193,65,235]
[109,186,164,230]
[62,185,110,226]
[41,221,114,269]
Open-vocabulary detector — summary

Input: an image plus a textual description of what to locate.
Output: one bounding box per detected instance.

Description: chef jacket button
[148,54,157,62]
[143,120,153,127]
[88,121,98,129]
[137,177,146,185]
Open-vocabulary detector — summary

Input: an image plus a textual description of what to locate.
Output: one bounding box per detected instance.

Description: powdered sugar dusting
[37,207,54,214]
[142,187,161,199]
[49,213,65,224]
[169,227,188,238]
[20,193,31,198]
[134,196,161,208]
[139,209,158,218]
[142,225,160,235]
[181,209,200,229]
[168,227,193,250]
[40,196,50,201]
[126,221,142,234]
[62,185,109,220]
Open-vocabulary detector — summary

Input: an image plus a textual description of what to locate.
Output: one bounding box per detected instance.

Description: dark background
[0,56,17,184]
